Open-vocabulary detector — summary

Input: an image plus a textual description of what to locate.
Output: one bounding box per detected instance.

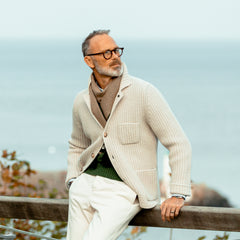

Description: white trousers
[67,173,141,240]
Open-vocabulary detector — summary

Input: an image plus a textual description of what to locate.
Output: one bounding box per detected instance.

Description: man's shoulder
[128,75,151,89]
[75,88,88,98]
[127,74,164,99]
[72,89,88,106]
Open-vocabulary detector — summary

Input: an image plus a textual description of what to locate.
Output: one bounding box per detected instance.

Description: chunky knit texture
[66,63,192,209]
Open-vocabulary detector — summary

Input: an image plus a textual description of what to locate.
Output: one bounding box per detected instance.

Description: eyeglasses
[86,47,124,60]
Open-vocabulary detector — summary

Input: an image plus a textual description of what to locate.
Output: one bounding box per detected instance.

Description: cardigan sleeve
[145,84,192,196]
[65,98,91,188]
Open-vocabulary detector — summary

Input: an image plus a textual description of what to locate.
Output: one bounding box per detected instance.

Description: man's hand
[160,197,184,222]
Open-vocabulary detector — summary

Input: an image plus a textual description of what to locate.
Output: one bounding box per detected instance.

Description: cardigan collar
[83,62,132,113]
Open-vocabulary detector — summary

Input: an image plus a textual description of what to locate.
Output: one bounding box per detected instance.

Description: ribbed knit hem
[170,183,191,196]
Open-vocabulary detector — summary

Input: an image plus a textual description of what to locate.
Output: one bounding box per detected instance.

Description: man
[66,29,191,240]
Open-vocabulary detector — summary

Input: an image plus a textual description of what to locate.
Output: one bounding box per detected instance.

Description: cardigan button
[91,153,95,158]
[104,132,108,137]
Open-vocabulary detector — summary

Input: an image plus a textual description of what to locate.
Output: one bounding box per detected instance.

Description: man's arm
[145,84,192,221]
[65,100,91,188]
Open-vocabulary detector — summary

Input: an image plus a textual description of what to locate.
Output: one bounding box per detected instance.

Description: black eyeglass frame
[86,47,124,60]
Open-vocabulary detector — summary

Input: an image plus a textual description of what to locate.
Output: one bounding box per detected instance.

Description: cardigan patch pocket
[118,123,140,145]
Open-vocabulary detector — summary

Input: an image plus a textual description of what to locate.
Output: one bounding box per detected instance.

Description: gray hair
[82,29,110,57]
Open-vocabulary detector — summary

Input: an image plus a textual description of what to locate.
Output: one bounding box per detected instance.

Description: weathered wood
[130,205,240,232]
[0,196,240,232]
[0,197,68,222]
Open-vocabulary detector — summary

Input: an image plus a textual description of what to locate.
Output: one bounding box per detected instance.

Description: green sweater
[85,149,122,181]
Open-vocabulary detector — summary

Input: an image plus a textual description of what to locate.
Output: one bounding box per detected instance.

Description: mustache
[109,60,121,67]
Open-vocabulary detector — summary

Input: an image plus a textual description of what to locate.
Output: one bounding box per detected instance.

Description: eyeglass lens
[104,48,123,59]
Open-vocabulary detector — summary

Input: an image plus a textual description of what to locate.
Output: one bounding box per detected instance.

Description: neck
[93,71,112,89]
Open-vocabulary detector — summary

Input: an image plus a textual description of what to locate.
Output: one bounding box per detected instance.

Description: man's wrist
[171,194,186,200]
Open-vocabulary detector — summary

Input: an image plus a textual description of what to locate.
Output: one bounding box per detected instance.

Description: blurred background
[0,0,240,239]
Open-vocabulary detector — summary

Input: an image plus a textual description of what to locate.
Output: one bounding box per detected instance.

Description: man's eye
[114,48,119,54]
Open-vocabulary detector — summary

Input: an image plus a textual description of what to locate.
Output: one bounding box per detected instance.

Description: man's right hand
[160,197,185,222]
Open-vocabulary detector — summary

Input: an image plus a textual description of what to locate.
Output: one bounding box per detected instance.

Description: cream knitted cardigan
[66,64,191,209]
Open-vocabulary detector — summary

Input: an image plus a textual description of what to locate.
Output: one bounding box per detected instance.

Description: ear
[84,56,95,69]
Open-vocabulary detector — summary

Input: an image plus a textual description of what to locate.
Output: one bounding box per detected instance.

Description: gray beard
[94,63,123,77]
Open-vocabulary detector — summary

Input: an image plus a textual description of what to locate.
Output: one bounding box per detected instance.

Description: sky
[1,0,240,40]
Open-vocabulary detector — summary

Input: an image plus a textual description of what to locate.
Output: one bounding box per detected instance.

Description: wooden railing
[0,196,240,232]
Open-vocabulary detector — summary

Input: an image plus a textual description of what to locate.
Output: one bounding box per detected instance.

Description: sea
[0,39,240,239]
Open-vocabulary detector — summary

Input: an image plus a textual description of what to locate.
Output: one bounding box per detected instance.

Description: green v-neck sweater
[85,149,122,181]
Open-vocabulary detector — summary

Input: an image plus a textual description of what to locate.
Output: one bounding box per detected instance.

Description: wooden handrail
[0,196,240,232]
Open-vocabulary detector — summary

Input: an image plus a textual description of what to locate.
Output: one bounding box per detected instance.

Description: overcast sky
[1,0,240,40]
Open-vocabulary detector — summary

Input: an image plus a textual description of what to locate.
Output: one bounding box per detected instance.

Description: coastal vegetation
[0,150,67,239]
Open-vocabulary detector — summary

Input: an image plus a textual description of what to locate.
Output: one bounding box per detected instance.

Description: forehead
[89,34,118,52]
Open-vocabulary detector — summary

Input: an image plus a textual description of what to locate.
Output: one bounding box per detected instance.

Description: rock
[187,183,232,207]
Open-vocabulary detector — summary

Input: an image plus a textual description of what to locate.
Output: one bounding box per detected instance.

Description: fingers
[175,206,180,217]
[170,209,175,220]
[160,204,166,222]
[166,207,176,222]
[160,202,173,222]
[160,197,184,222]
[166,209,171,222]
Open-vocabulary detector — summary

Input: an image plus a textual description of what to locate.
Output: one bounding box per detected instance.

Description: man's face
[86,34,123,77]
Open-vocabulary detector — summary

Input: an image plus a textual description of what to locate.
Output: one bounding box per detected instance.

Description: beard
[93,60,123,77]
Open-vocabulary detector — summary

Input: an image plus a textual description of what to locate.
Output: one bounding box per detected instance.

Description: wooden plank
[0,196,240,232]
[130,205,240,232]
[0,196,68,222]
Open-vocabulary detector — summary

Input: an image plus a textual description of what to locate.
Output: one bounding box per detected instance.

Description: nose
[111,50,119,59]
